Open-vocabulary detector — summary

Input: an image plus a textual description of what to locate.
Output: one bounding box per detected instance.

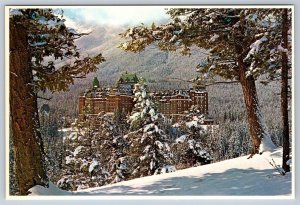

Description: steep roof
[119,72,138,83]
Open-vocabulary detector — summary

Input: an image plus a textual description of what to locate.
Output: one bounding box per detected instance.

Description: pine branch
[155,77,240,86]
[37,95,52,101]
[205,80,239,86]
[71,75,87,79]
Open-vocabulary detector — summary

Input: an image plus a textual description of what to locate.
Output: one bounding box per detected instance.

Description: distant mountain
[73,25,206,87]
[40,25,208,116]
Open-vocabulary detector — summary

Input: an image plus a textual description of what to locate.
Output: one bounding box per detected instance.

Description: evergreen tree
[108,137,129,184]
[39,109,64,184]
[172,106,212,169]
[128,78,160,130]
[126,79,173,178]
[9,9,105,195]
[96,113,128,184]
[58,113,128,190]
[58,116,109,191]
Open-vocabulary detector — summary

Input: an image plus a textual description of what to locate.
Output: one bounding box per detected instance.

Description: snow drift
[29,148,292,197]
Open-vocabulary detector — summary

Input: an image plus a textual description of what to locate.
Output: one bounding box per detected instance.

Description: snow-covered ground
[29,148,292,197]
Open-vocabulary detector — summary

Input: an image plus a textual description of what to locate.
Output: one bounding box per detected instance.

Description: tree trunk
[281,9,290,173]
[237,58,267,155]
[9,18,48,195]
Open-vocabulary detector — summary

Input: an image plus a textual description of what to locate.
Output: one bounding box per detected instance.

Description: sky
[62,6,170,31]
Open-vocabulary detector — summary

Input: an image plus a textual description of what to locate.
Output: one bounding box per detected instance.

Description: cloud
[63,15,93,34]
[63,6,170,27]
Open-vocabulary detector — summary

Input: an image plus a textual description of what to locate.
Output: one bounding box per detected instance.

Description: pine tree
[58,116,110,191]
[128,78,158,129]
[172,107,212,169]
[126,79,173,178]
[9,9,105,195]
[243,9,292,171]
[39,110,64,184]
[58,113,129,190]
[108,138,129,184]
[96,113,128,184]
[118,8,291,155]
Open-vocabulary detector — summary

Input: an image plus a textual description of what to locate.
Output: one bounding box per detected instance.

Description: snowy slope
[29,148,292,197]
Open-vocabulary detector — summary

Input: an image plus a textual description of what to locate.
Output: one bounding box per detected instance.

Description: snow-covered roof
[194,91,208,94]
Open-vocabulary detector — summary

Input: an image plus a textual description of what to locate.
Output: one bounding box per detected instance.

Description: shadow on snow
[75,167,291,196]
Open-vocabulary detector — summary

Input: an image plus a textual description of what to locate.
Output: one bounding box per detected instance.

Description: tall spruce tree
[9,9,105,195]
[119,8,292,155]
[126,79,173,178]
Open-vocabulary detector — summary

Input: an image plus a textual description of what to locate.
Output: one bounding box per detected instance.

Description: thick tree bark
[9,19,48,195]
[281,9,290,173]
[238,64,263,154]
[234,13,271,155]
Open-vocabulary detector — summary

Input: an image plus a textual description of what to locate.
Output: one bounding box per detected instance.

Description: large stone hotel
[79,72,213,123]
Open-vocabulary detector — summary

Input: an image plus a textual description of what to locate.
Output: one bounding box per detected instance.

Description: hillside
[28,148,292,197]
[75,25,204,85]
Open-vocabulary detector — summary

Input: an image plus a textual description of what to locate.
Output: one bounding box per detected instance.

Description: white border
[5,5,295,200]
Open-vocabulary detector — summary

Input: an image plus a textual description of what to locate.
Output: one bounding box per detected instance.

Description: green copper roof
[119,72,138,83]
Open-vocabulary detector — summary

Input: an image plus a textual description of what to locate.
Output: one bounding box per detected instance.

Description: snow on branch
[243,36,268,62]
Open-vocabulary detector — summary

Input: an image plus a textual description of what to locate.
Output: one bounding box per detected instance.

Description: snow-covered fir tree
[172,106,212,169]
[128,78,160,130]
[39,107,64,185]
[57,112,129,191]
[228,121,250,158]
[108,155,128,184]
[95,113,129,184]
[126,78,174,178]
[57,116,109,191]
